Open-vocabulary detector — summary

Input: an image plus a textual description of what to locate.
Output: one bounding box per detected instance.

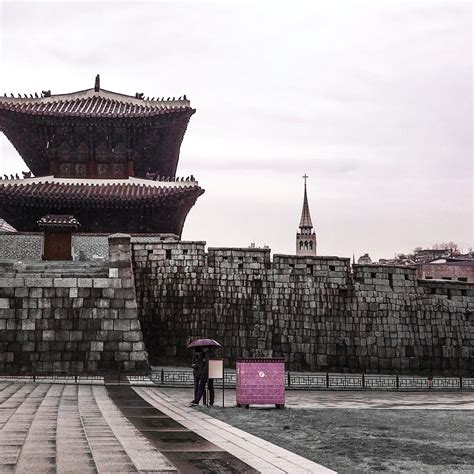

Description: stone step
[22,263,108,270]
[12,272,109,279]
[19,268,108,274]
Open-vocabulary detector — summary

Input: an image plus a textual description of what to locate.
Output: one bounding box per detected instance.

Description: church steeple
[296,174,317,256]
[299,174,313,229]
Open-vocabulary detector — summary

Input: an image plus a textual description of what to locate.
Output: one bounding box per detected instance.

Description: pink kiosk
[236,358,285,409]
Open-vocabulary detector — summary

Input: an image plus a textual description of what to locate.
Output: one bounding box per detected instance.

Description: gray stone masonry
[0,234,148,373]
[0,232,180,261]
[132,241,473,375]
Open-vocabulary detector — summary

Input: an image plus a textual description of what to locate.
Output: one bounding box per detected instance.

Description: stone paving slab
[135,387,334,473]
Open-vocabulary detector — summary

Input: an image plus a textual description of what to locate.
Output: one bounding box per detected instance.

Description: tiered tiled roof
[0,88,192,118]
[0,176,204,207]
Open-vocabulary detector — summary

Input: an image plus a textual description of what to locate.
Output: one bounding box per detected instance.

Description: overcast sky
[0,0,472,259]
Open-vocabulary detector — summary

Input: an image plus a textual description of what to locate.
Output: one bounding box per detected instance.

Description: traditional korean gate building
[0,75,204,234]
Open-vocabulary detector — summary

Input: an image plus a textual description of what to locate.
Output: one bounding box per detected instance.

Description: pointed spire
[299,174,313,229]
[94,74,100,92]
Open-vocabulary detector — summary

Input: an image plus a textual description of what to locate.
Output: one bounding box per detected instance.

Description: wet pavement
[0,382,171,473]
[106,385,256,473]
[0,381,329,473]
[2,380,470,472]
[158,386,474,410]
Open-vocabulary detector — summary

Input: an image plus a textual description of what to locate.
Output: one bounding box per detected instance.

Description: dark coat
[192,351,210,377]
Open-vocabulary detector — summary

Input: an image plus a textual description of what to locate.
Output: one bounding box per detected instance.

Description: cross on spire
[303,173,309,186]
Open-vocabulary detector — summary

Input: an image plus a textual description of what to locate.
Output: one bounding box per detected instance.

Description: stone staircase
[0,260,110,279]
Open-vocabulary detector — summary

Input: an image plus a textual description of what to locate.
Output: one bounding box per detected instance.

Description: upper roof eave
[0,87,191,109]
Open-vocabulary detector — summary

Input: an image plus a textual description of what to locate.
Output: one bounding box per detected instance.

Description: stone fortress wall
[0,232,179,261]
[0,233,472,375]
[0,235,148,373]
[132,240,474,376]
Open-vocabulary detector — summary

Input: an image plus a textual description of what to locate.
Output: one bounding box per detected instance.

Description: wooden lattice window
[57,142,70,162]
[95,143,110,163]
[75,142,89,162]
[113,143,127,162]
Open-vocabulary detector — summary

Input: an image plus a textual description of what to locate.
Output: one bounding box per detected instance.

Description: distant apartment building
[418,259,474,283]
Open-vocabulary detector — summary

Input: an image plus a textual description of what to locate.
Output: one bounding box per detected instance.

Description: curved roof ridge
[0,86,191,107]
[0,175,200,188]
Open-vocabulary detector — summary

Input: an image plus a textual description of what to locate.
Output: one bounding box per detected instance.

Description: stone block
[14,287,29,297]
[109,268,119,278]
[25,278,53,287]
[42,330,55,341]
[130,350,147,361]
[21,320,35,331]
[118,342,132,351]
[93,278,110,288]
[0,298,10,309]
[121,278,134,288]
[29,288,43,298]
[102,288,115,298]
[113,320,131,331]
[90,341,103,351]
[97,299,110,308]
[120,309,138,319]
[54,278,77,288]
[78,278,93,288]
[123,331,143,342]
[110,299,124,309]
[101,320,114,330]
[72,298,84,308]
[0,278,25,288]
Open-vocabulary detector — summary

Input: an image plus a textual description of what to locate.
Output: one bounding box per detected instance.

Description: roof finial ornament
[303,173,308,186]
[95,74,100,92]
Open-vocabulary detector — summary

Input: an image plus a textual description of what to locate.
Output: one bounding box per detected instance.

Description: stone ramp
[135,387,335,473]
[106,385,256,473]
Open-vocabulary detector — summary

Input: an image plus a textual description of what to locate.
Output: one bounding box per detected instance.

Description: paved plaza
[0,381,473,472]
[177,388,473,473]
[159,386,474,410]
[0,381,332,473]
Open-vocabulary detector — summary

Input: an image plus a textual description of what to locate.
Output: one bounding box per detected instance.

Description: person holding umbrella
[188,339,221,406]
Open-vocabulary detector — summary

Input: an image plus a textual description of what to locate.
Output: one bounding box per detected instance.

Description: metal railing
[150,369,474,391]
[0,369,472,390]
